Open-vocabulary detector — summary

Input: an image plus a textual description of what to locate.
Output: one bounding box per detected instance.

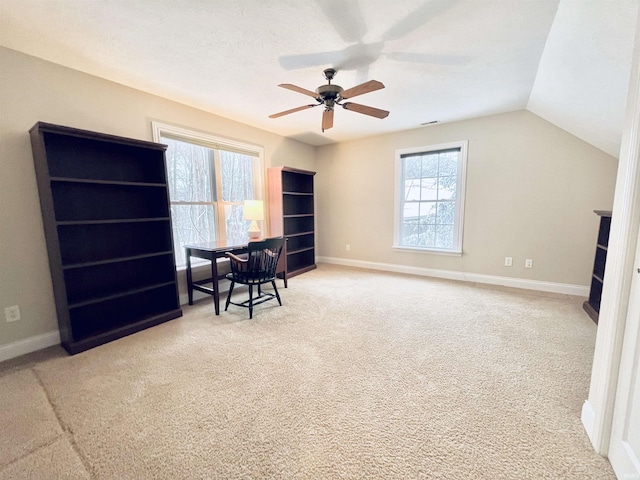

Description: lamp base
[248,220,261,240]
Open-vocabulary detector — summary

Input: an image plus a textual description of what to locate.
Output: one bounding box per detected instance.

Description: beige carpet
[0,264,614,479]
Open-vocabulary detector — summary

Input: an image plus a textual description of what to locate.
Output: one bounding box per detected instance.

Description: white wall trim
[582,400,597,445]
[0,331,61,363]
[583,12,640,456]
[317,256,589,296]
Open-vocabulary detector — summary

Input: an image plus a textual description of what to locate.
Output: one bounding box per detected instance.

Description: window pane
[404,178,421,201]
[419,201,437,224]
[403,202,419,219]
[220,150,254,202]
[404,156,421,180]
[435,224,454,249]
[421,154,439,177]
[436,201,455,225]
[162,137,215,202]
[402,220,420,246]
[421,224,436,247]
[438,176,457,200]
[170,204,216,266]
[420,177,438,200]
[439,151,458,176]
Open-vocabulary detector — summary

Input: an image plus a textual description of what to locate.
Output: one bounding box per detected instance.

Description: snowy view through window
[163,136,257,266]
[400,148,460,250]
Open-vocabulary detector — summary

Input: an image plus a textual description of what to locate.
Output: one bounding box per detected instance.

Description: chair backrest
[243,236,285,282]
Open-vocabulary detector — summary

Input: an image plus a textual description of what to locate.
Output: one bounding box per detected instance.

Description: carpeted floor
[0,264,614,479]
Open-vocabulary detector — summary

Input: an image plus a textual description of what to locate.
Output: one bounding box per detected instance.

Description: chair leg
[248,284,253,319]
[225,281,235,311]
[272,280,282,306]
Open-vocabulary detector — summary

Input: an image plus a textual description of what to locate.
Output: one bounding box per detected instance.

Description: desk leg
[211,258,220,315]
[186,248,194,305]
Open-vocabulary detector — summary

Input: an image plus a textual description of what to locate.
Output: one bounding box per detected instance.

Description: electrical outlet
[5,305,21,322]
[525,259,533,268]
[504,257,513,267]
[346,244,351,251]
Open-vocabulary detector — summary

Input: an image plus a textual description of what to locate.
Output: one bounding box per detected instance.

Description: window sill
[392,245,463,257]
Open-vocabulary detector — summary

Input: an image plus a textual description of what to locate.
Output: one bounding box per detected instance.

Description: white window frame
[393,140,468,256]
[151,122,265,267]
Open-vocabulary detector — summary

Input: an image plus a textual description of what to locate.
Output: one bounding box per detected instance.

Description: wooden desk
[185,239,287,315]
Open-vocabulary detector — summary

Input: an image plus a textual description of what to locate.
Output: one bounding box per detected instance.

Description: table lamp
[244,200,264,239]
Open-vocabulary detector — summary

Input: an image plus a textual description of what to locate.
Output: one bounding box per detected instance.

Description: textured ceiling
[0,0,637,155]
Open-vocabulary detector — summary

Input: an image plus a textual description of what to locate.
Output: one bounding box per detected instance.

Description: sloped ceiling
[0,0,637,155]
[528,0,638,156]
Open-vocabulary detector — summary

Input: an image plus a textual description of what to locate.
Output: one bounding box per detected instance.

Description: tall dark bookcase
[30,122,182,354]
[583,210,612,324]
[268,166,316,278]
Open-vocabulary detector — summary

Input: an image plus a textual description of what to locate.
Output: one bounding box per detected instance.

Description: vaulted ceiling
[1,0,637,156]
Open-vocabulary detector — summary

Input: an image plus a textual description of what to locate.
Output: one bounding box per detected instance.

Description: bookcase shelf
[268,167,316,279]
[30,122,182,354]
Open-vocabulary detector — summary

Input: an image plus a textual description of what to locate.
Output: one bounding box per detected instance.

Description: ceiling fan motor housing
[316,84,344,105]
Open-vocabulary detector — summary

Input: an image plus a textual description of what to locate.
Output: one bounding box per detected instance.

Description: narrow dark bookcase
[30,122,182,354]
[268,166,316,278]
[583,210,612,324]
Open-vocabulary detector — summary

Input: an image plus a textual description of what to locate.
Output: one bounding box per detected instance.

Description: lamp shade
[244,200,264,239]
[243,200,264,221]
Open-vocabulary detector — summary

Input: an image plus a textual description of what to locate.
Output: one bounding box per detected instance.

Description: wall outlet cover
[5,305,21,322]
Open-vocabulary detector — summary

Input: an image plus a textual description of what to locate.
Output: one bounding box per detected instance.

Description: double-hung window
[394,141,468,255]
[152,122,264,267]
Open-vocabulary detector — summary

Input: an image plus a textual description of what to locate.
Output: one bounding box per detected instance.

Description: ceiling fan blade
[342,102,389,119]
[278,84,319,99]
[340,80,385,99]
[322,109,334,132]
[269,104,317,118]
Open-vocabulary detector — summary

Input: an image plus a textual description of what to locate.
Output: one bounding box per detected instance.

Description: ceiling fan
[269,68,389,132]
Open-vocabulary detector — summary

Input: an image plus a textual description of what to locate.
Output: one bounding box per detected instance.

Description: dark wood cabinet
[268,166,316,278]
[583,210,612,324]
[30,122,182,354]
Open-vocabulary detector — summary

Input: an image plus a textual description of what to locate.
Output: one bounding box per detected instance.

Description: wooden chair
[224,237,285,318]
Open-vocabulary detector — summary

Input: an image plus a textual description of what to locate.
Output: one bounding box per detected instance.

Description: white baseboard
[581,400,597,447]
[0,330,61,363]
[317,256,590,297]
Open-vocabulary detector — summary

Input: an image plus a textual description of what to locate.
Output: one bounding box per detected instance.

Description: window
[394,141,468,255]
[152,122,264,267]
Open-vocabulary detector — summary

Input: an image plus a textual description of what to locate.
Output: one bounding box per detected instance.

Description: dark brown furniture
[225,237,285,319]
[30,122,182,354]
[184,238,287,315]
[185,239,251,315]
[268,166,316,278]
[583,210,612,324]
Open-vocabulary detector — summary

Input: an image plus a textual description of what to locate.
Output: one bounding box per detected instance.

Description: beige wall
[0,46,620,351]
[0,47,316,347]
[315,110,618,285]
